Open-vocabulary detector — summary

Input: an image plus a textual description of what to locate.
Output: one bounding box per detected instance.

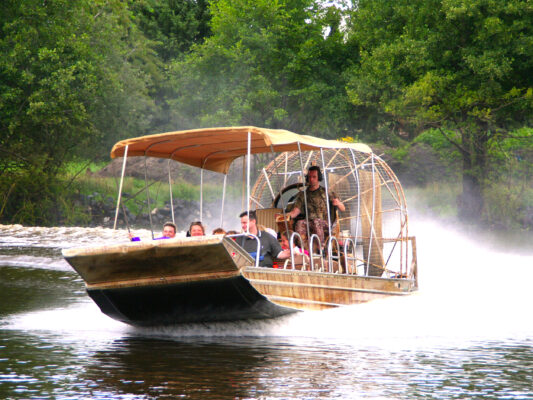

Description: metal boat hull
[244,267,415,310]
[63,236,416,327]
[87,275,296,326]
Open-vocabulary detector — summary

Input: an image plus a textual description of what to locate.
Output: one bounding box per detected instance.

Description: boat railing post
[113,145,128,230]
[251,233,261,268]
[343,237,356,275]
[308,234,324,271]
[231,233,261,268]
[325,236,340,273]
[288,231,305,270]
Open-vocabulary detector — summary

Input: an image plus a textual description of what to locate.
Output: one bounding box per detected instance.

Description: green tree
[0,0,155,224]
[167,0,361,138]
[127,0,212,132]
[346,0,533,220]
[129,0,211,62]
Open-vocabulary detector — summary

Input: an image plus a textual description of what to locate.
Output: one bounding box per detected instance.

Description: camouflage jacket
[293,186,337,221]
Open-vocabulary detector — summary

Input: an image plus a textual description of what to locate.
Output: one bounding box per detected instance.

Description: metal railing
[235,230,417,283]
[227,233,261,268]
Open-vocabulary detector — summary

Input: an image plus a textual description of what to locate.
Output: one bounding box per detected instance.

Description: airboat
[62,127,418,326]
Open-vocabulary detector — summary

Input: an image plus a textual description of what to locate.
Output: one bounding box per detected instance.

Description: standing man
[238,211,290,267]
[288,166,345,245]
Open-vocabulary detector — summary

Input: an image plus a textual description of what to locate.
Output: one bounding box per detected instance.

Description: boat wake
[131,218,533,346]
[2,301,128,343]
[3,218,532,349]
[0,254,71,271]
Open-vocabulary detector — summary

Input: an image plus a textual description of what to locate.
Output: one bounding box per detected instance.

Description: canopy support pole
[348,148,362,263]
[366,154,376,273]
[144,157,155,240]
[246,130,251,233]
[296,142,311,248]
[168,159,175,224]
[220,174,227,228]
[113,145,128,230]
[269,144,290,237]
[242,157,245,212]
[200,168,204,222]
[320,149,333,271]
[320,149,332,234]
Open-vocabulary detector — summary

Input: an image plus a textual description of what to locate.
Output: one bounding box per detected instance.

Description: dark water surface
[1,222,532,399]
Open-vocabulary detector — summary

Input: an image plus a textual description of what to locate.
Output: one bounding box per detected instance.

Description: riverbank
[1,136,531,232]
[64,174,533,237]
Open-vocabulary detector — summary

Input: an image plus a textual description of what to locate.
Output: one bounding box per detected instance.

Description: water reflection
[2,329,531,399]
[86,338,274,399]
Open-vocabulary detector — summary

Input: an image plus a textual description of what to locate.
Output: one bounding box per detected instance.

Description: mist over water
[1,218,532,399]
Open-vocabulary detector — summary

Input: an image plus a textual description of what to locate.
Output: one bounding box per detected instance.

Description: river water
[1,219,532,399]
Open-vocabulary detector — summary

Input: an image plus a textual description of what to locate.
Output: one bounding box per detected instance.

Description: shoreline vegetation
[1,1,531,232]
[6,133,529,233]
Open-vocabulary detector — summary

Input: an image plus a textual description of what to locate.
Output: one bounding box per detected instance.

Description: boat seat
[280,253,310,270]
[256,208,282,233]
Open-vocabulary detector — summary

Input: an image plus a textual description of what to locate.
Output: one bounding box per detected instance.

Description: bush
[483,181,533,230]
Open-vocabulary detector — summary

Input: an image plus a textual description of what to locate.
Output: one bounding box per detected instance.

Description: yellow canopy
[110,126,372,174]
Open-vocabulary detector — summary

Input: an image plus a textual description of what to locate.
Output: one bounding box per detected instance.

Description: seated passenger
[281,230,309,256]
[237,210,290,268]
[212,227,226,235]
[280,230,310,269]
[129,221,177,241]
[226,230,238,240]
[188,221,205,237]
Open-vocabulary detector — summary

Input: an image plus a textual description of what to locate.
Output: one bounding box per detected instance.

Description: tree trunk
[457,129,488,221]
[458,166,483,221]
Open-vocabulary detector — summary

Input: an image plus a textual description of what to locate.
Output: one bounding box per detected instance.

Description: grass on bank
[59,160,240,222]
[49,157,533,231]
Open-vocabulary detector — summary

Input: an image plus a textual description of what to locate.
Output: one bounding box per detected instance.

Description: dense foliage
[165,0,363,138]
[346,0,533,220]
[0,0,531,228]
[0,0,156,223]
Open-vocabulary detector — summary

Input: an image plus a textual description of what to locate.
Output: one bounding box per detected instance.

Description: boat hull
[63,236,416,326]
[244,267,415,310]
[87,275,296,326]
